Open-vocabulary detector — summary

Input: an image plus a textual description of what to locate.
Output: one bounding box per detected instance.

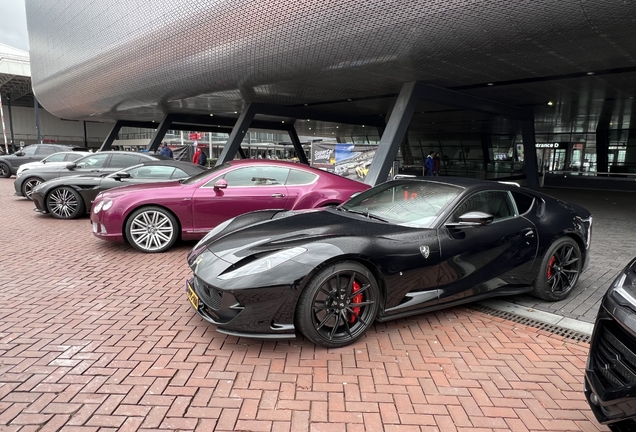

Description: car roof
[227,159,352,177]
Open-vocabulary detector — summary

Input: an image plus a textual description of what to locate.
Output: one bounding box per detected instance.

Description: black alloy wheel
[0,162,10,178]
[296,261,380,348]
[46,186,85,219]
[21,177,43,200]
[532,237,582,301]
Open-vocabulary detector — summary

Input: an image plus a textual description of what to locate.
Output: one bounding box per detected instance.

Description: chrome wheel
[47,187,81,219]
[22,178,42,200]
[547,243,581,294]
[129,210,175,252]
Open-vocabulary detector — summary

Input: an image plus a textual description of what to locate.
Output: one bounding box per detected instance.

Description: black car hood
[205,209,425,264]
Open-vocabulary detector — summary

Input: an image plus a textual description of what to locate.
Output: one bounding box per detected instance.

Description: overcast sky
[0,0,29,51]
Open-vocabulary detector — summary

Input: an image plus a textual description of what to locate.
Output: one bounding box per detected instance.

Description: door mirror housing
[66,162,77,170]
[15,152,24,157]
[214,179,228,190]
[113,171,131,181]
[446,211,494,228]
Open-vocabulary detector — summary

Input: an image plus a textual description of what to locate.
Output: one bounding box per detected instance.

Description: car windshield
[341,181,462,228]
[180,163,230,184]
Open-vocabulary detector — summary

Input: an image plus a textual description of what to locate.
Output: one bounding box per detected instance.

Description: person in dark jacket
[433,152,441,176]
[159,142,173,158]
[193,148,207,166]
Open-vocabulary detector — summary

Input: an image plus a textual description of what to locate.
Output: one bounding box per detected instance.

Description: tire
[0,162,10,178]
[46,186,85,219]
[125,206,178,253]
[21,177,43,200]
[532,237,582,301]
[296,261,380,348]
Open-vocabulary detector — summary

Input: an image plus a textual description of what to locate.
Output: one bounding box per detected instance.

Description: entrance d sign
[536,143,560,148]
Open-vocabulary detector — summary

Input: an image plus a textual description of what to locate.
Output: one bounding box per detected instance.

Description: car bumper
[32,192,47,213]
[186,276,298,339]
[13,177,24,196]
[585,292,636,428]
[90,213,125,243]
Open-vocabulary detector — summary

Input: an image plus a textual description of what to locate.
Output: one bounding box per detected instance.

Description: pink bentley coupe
[90,160,369,253]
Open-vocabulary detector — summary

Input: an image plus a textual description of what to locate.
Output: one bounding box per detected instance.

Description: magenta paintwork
[90,160,369,244]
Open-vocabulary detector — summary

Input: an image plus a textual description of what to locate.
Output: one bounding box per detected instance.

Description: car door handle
[271,193,286,198]
[523,228,535,237]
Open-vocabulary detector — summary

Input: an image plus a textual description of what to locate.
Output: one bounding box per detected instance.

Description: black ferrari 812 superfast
[186,178,592,347]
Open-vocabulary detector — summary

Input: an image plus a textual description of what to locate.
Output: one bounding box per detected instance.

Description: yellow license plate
[186,282,199,310]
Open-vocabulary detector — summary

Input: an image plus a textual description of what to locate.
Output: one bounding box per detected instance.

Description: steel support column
[217,104,256,165]
[7,94,14,146]
[595,99,613,174]
[99,121,124,151]
[148,114,175,152]
[520,120,539,189]
[34,97,42,143]
[364,82,421,186]
[83,121,88,148]
[287,125,309,165]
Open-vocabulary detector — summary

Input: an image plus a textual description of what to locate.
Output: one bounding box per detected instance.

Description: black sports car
[585,258,636,431]
[31,160,205,219]
[185,178,592,347]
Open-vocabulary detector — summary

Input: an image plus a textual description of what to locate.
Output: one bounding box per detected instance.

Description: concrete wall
[1,104,112,147]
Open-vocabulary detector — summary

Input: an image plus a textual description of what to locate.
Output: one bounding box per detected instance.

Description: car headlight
[93,201,104,213]
[102,200,113,211]
[218,247,306,280]
[610,265,636,309]
[194,218,235,250]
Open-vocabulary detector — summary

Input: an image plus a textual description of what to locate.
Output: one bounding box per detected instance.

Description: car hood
[201,209,426,264]
[98,180,184,198]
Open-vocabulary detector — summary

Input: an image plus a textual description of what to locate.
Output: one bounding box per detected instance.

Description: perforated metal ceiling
[25,0,636,134]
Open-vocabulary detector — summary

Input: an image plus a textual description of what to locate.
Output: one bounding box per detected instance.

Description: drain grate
[470,304,591,344]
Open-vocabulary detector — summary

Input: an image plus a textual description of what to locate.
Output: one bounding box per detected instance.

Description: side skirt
[376,286,533,322]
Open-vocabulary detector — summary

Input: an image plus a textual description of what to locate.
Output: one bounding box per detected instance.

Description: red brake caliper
[350,281,363,323]
[547,256,556,278]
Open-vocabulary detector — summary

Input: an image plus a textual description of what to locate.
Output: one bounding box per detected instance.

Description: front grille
[195,277,222,310]
[593,321,636,390]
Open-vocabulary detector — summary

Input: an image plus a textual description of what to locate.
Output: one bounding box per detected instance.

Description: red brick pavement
[0,180,608,431]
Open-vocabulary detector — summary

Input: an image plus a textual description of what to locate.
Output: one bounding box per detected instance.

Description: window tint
[65,153,85,161]
[22,146,37,156]
[223,166,289,187]
[127,165,175,179]
[511,191,534,215]
[75,154,109,169]
[36,146,58,155]
[451,191,515,222]
[44,153,68,162]
[171,168,189,179]
[108,154,142,169]
[286,169,318,185]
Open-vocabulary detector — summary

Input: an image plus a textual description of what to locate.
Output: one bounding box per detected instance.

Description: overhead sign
[536,143,560,148]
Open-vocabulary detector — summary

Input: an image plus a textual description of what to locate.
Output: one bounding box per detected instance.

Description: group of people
[158,142,207,167]
[425,151,441,176]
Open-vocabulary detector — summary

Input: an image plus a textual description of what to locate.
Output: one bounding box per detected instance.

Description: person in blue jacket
[159,142,173,158]
[425,151,435,176]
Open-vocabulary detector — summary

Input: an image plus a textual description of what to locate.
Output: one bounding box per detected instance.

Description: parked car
[184,177,592,347]
[0,144,85,178]
[90,160,369,253]
[585,258,636,431]
[17,151,91,177]
[14,151,170,200]
[32,160,205,219]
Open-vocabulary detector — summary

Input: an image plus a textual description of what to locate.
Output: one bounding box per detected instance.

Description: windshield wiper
[341,208,389,223]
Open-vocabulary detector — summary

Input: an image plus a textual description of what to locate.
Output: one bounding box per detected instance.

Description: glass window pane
[286,169,318,185]
[171,168,189,179]
[451,191,514,222]
[76,154,109,169]
[109,154,142,168]
[44,153,68,162]
[224,166,289,186]
[22,145,37,156]
[127,165,175,179]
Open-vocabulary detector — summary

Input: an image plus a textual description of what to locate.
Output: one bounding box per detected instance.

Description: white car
[16,151,91,177]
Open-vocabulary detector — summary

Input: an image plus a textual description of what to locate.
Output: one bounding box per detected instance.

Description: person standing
[425,151,435,176]
[193,147,207,166]
[433,152,441,176]
[159,142,173,158]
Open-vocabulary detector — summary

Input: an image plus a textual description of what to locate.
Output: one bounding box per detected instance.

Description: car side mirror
[66,162,77,170]
[446,211,494,228]
[214,179,228,190]
[113,171,131,181]
[16,152,24,157]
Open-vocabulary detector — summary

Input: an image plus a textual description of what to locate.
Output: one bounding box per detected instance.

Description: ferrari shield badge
[420,245,430,259]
